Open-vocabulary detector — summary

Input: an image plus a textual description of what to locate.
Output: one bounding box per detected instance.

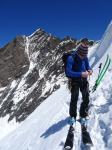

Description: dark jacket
[66,53,91,78]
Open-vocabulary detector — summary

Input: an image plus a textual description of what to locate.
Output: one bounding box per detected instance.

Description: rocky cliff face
[0,29,77,122]
[0,36,29,87]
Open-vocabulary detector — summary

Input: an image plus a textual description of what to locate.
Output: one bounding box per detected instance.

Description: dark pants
[69,79,89,118]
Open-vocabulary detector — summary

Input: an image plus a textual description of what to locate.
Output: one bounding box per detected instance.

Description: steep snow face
[96,21,112,58]
[89,21,112,68]
[0,21,112,150]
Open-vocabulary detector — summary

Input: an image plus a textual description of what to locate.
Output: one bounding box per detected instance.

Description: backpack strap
[71,52,77,63]
[70,52,79,71]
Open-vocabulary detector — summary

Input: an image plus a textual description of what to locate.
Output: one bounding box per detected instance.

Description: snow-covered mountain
[0,29,77,122]
[0,21,112,150]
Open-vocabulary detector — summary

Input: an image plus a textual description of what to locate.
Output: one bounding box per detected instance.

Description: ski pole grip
[99,63,102,69]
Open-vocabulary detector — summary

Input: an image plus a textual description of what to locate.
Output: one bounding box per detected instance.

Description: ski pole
[88,70,93,80]
[89,75,90,80]
[98,63,102,78]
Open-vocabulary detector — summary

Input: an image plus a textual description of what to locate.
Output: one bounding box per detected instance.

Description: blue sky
[0,0,112,47]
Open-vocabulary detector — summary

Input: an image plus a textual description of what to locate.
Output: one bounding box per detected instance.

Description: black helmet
[80,38,89,44]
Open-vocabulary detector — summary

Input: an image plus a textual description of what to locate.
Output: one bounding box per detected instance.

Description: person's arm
[66,56,82,78]
[85,57,93,75]
[85,57,92,70]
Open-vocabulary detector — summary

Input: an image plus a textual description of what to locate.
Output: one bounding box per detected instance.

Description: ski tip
[84,142,93,147]
[64,146,72,150]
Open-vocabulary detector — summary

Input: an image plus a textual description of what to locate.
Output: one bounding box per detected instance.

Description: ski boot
[68,117,76,125]
[80,118,88,127]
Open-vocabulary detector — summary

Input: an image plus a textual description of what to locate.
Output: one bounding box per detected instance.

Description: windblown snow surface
[0,21,112,150]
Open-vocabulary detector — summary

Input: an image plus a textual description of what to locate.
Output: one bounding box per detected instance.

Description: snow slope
[0,21,112,150]
[89,20,112,68]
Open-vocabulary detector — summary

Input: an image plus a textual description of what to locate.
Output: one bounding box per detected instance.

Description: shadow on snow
[40,117,69,138]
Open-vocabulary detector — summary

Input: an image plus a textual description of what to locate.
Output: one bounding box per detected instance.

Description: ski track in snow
[0,21,112,150]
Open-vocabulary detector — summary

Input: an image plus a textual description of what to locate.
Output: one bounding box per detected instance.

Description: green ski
[96,54,109,84]
[96,58,111,87]
[92,55,111,92]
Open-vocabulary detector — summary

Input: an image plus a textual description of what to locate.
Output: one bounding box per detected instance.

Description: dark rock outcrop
[0,36,29,87]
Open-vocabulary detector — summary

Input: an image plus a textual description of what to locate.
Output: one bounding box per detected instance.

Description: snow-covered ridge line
[25,37,30,59]
[29,28,43,38]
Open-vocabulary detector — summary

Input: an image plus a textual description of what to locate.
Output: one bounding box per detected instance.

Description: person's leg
[69,82,79,119]
[80,80,90,118]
